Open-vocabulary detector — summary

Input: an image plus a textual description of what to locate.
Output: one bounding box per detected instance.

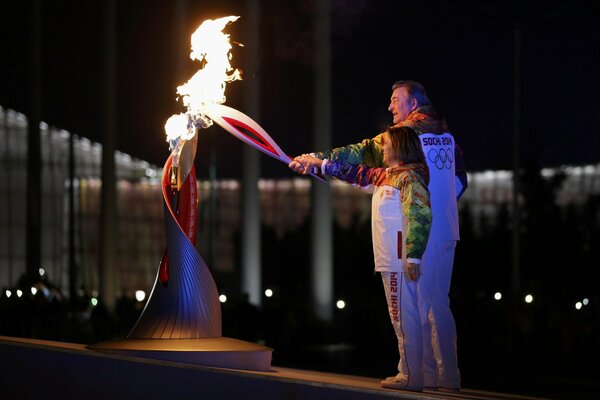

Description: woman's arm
[401,175,432,262]
[291,154,387,187]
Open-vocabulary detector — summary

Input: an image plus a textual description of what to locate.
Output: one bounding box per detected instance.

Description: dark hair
[391,80,430,107]
[387,126,425,164]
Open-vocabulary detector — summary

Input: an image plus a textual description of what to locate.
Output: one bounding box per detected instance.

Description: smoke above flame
[165,15,242,156]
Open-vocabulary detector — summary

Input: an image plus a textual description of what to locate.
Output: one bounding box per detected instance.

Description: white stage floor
[0,336,547,400]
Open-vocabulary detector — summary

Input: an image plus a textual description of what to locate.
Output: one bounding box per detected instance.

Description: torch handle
[274,153,327,182]
[203,104,326,182]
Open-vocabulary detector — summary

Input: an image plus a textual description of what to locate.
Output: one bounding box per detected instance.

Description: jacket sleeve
[315,133,385,168]
[455,142,468,200]
[323,161,386,188]
[401,176,432,260]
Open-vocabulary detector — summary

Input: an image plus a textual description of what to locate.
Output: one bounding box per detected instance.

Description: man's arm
[454,143,468,200]
[314,133,386,168]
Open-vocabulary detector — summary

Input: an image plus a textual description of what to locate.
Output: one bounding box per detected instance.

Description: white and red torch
[90,15,273,372]
[129,12,320,340]
[130,14,325,340]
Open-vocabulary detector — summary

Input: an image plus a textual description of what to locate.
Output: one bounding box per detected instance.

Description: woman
[291,126,432,391]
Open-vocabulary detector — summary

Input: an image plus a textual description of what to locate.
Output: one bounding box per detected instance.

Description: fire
[165,113,194,143]
[165,15,242,160]
[164,113,196,166]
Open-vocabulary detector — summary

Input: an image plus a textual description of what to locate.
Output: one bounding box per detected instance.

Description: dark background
[1,0,599,175]
[1,1,599,399]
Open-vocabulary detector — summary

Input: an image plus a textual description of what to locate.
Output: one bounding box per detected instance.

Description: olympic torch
[201,103,326,181]
[131,13,317,340]
[89,15,273,371]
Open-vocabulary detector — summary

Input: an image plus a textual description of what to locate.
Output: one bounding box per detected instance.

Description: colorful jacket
[324,160,432,267]
[316,105,468,199]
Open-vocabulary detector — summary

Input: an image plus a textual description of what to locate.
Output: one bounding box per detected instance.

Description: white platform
[87,336,273,371]
[0,336,547,400]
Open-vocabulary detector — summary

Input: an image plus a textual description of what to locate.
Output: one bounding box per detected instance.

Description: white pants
[418,240,460,389]
[381,270,423,389]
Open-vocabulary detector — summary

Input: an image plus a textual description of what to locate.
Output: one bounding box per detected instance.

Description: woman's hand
[404,262,420,281]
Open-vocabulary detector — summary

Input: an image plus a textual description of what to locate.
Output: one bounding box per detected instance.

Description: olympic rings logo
[427,147,454,170]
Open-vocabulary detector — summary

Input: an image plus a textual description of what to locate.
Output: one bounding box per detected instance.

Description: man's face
[388,86,416,125]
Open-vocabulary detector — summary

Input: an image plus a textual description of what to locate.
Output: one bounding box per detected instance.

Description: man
[290,80,467,391]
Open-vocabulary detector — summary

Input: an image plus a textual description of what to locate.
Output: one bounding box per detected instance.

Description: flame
[164,113,196,165]
[165,113,195,143]
[164,15,242,164]
[177,15,242,128]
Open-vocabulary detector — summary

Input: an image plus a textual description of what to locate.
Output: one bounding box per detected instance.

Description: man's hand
[403,262,420,281]
[289,158,307,174]
[288,154,323,175]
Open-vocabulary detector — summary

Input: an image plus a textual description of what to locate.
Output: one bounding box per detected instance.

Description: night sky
[1,3,599,395]
[1,0,599,178]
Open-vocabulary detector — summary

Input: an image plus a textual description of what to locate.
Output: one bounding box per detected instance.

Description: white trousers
[418,240,460,389]
[381,271,423,389]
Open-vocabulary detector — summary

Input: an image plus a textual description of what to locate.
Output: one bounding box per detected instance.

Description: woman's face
[382,132,400,167]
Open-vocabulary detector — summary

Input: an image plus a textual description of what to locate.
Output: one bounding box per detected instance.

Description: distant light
[583,165,595,175]
[219,294,227,303]
[336,300,346,309]
[496,170,512,180]
[494,292,502,301]
[525,294,533,304]
[145,168,157,178]
[258,179,276,190]
[79,137,92,150]
[224,180,239,190]
[5,290,11,298]
[31,287,38,296]
[91,290,99,298]
[116,151,132,164]
[264,289,273,298]
[91,298,98,307]
[582,298,589,306]
[292,178,311,190]
[16,290,23,298]
[276,180,293,190]
[39,268,45,277]
[575,302,582,310]
[135,290,146,302]
[483,170,495,181]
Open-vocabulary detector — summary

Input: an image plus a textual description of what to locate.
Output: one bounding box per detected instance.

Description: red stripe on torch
[222,116,279,157]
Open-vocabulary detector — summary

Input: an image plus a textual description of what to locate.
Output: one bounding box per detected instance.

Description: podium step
[0,336,547,400]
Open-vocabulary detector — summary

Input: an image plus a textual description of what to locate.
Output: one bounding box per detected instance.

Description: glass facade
[2,105,599,301]
[0,107,163,297]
